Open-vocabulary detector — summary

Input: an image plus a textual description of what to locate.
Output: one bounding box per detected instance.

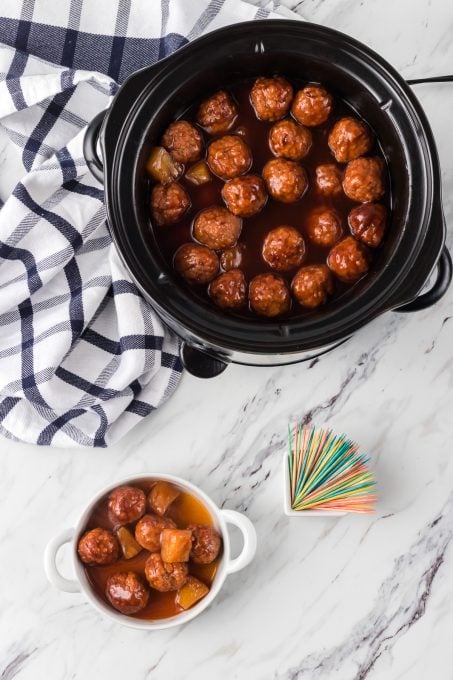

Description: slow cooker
[83,20,451,378]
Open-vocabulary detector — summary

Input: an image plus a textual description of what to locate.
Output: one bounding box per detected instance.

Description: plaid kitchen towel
[0,0,298,447]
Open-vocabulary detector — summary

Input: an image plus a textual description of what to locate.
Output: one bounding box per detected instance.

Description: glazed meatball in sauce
[151,182,190,225]
[222,175,268,217]
[249,273,291,317]
[262,158,308,203]
[209,269,247,309]
[148,76,390,320]
[135,514,176,552]
[161,120,203,164]
[315,164,343,197]
[188,524,222,564]
[145,552,188,592]
[174,244,219,284]
[262,226,306,272]
[78,528,119,566]
[220,244,244,271]
[106,572,149,614]
[328,117,373,163]
[207,135,252,180]
[197,90,238,134]
[306,207,343,248]
[348,203,387,247]
[250,76,293,122]
[327,236,370,282]
[343,157,385,203]
[291,85,333,126]
[193,206,242,250]
[269,119,312,161]
[292,265,334,309]
[108,486,146,526]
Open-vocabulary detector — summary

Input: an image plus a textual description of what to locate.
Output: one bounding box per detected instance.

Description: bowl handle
[394,246,452,313]
[221,509,257,575]
[83,110,107,184]
[44,528,80,593]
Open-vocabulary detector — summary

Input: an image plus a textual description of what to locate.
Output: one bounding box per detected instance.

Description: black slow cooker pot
[84,20,451,378]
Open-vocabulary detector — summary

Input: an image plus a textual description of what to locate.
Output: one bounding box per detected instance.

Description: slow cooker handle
[83,110,107,184]
[394,75,453,312]
[180,342,229,378]
[394,246,452,313]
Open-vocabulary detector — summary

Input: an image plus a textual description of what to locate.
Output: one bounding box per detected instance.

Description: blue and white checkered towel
[0,0,296,447]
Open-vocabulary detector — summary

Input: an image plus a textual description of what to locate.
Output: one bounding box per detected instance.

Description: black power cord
[407,75,453,85]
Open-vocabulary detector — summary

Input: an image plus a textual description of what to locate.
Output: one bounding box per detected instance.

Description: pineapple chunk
[148,481,180,516]
[185,161,212,186]
[146,147,182,184]
[161,528,192,562]
[176,576,209,610]
[116,526,142,559]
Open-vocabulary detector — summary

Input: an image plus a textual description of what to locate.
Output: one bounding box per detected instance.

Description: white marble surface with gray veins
[1,0,453,678]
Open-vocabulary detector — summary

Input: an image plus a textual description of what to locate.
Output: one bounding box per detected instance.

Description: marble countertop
[1,1,453,678]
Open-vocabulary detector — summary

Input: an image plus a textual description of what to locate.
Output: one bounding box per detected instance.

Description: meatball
[306,207,343,248]
[77,528,119,566]
[187,524,222,564]
[161,120,203,164]
[249,273,291,317]
[292,265,334,309]
[193,206,242,250]
[220,244,244,271]
[209,269,247,309]
[106,572,149,615]
[151,182,190,225]
[174,243,219,284]
[328,116,373,163]
[315,164,343,197]
[269,119,312,161]
[250,76,293,122]
[135,513,176,552]
[196,90,238,135]
[348,203,387,247]
[221,175,267,217]
[262,159,308,203]
[262,226,306,272]
[207,135,252,180]
[145,552,188,592]
[327,236,370,282]
[291,85,333,127]
[343,157,385,203]
[108,486,146,525]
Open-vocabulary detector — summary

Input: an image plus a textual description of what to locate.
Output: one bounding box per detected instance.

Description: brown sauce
[148,78,390,319]
[80,479,221,620]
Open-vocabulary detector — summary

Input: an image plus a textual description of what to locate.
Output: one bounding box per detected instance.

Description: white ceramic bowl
[44,473,257,629]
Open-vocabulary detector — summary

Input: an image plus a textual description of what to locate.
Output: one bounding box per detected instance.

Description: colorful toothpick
[287,425,377,513]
